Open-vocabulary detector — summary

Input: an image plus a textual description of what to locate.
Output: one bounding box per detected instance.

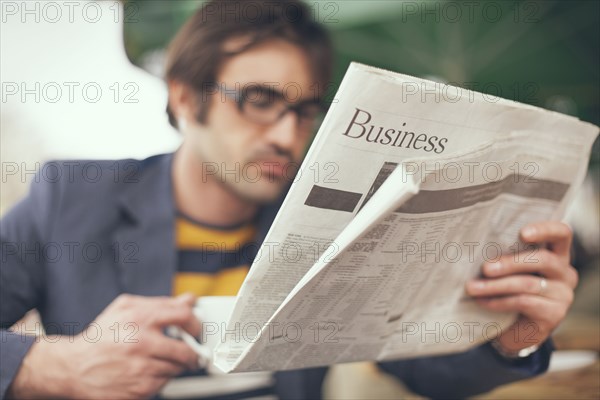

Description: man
[1,0,577,398]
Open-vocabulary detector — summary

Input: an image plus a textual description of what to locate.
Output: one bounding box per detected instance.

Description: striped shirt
[161,213,276,400]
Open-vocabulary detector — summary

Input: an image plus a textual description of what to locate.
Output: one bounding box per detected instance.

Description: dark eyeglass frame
[213,83,327,126]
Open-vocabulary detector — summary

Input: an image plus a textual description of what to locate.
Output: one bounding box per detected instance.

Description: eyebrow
[243,85,284,99]
[242,84,321,104]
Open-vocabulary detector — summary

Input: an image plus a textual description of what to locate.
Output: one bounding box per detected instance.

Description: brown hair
[165,0,334,128]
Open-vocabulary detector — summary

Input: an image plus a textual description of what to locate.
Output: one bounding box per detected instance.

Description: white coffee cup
[173,296,237,371]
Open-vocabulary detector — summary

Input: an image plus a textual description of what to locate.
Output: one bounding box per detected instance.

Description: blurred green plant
[122,0,598,166]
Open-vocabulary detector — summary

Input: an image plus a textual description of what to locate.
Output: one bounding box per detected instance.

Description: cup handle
[167,326,212,368]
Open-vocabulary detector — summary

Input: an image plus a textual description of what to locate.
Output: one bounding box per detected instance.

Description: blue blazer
[0,153,552,399]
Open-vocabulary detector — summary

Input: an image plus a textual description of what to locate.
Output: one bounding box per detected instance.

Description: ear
[167,80,198,124]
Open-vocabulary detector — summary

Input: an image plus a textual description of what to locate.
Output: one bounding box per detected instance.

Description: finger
[476,294,568,326]
[147,334,200,370]
[132,294,194,310]
[466,275,572,302]
[482,249,578,288]
[175,292,197,307]
[147,358,188,377]
[173,293,201,337]
[114,294,179,315]
[520,221,572,261]
[151,299,201,337]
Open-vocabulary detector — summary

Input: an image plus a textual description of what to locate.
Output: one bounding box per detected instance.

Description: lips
[255,159,296,180]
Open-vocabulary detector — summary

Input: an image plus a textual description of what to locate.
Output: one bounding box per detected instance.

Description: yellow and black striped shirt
[166,214,276,400]
[172,213,257,297]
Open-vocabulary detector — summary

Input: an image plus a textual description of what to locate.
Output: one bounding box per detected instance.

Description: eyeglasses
[214,84,327,128]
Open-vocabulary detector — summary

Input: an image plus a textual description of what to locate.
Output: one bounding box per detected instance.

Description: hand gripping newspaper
[210,63,599,373]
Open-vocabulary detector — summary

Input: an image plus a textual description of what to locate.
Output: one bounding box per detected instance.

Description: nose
[262,109,299,151]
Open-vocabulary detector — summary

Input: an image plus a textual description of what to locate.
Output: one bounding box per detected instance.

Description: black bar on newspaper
[305,185,363,212]
[397,175,570,214]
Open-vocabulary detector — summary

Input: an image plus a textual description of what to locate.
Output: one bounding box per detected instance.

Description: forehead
[216,39,315,98]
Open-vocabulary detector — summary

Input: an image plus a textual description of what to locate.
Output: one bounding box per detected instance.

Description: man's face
[181,39,320,204]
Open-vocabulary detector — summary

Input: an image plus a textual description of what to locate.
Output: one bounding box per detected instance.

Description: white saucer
[548,350,599,372]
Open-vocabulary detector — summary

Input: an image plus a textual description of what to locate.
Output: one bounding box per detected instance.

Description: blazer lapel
[110,154,289,294]
[111,154,176,296]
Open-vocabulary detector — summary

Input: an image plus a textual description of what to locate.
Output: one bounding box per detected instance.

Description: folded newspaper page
[212,62,599,373]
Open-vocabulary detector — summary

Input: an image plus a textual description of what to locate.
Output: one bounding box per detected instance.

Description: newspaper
[212,63,599,373]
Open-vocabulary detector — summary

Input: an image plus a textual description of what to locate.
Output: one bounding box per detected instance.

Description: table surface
[324,314,600,400]
[475,315,600,399]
